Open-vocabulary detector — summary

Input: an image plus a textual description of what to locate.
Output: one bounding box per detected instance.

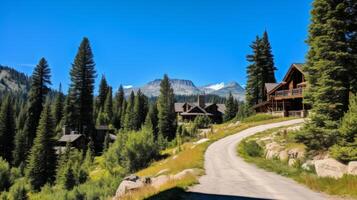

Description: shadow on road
[144,187,271,200]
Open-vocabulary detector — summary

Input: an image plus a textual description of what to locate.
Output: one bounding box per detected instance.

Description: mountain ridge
[124,78,245,100]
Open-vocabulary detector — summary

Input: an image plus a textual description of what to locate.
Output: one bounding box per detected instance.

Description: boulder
[114,175,147,199]
[265,142,282,160]
[151,175,171,189]
[288,148,305,160]
[155,168,170,176]
[347,161,357,175]
[278,150,289,161]
[173,168,199,180]
[288,159,297,167]
[315,158,347,178]
[301,160,314,171]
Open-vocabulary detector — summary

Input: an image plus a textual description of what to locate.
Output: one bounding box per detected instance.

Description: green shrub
[193,116,212,129]
[0,157,11,191]
[242,140,263,157]
[241,114,277,123]
[330,145,357,163]
[8,179,28,200]
[123,127,159,171]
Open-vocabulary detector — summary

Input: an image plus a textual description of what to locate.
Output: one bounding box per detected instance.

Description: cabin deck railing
[274,88,303,98]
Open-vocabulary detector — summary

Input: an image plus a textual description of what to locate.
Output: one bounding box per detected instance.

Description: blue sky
[0,0,311,91]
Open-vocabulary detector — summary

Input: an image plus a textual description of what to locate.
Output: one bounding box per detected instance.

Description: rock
[313,151,329,160]
[155,169,170,176]
[301,160,315,171]
[123,174,140,182]
[259,136,273,144]
[286,125,302,132]
[194,138,209,145]
[265,142,282,160]
[278,150,289,161]
[288,148,305,160]
[315,158,347,178]
[347,161,357,175]
[288,159,297,167]
[151,175,171,189]
[173,168,198,180]
[114,175,147,199]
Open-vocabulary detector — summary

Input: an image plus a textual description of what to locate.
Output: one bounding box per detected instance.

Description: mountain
[200,82,245,100]
[124,79,245,100]
[0,65,30,92]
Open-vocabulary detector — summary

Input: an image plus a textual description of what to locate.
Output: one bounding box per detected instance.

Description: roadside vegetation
[120,114,295,199]
[237,126,357,199]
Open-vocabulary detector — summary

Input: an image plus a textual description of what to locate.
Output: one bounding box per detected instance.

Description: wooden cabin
[174,95,226,123]
[252,63,309,117]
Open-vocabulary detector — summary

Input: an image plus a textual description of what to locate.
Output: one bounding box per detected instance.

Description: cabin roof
[58,134,83,143]
[267,63,305,95]
[174,102,225,114]
[265,83,279,93]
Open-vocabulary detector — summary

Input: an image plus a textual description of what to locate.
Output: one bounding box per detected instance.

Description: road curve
[188,119,330,200]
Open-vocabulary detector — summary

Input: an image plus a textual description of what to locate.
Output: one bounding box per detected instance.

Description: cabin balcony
[273,88,303,100]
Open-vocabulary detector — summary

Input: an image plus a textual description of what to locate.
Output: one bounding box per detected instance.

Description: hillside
[0,65,30,92]
[124,79,245,100]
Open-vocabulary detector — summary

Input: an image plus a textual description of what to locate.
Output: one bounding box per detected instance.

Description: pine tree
[97,75,109,110]
[261,31,277,84]
[63,163,75,190]
[246,31,277,106]
[63,89,77,129]
[157,74,177,141]
[23,58,51,153]
[68,37,96,135]
[113,85,125,129]
[246,36,263,106]
[124,91,135,130]
[0,96,15,162]
[224,92,236,122]
[53,83,64,126]
[12,129,27,167]
[104,86,113,122]
[299,0,356,150]
[133,90,148,130]
[26,104,57,191]
[330,94,357,162]
[145,103,158,139]
[103,133,110,152]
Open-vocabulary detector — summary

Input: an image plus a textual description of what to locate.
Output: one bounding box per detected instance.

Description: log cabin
[252,63,310,117]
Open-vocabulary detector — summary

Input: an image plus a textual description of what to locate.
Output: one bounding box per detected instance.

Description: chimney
[197,95,205,108]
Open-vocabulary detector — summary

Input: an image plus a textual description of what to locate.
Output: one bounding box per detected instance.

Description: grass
[237,127,357,199]
[123,114,296,199]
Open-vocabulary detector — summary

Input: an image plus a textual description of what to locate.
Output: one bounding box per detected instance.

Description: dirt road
[188,119,330,200]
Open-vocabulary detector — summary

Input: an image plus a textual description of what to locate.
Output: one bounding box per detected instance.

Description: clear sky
[0,0,311,91]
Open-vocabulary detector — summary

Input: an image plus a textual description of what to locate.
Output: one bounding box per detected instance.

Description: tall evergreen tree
[224,92,237,122]
[104,86,113,122]
[145,103,159,139]
[246,36,263,106]
[261,31,277,84]
[22,58,51,158]
[300,0,357,150]
[124,91,135,130]
[0,96,15,162]
[246,31,277,106]
[157,74,176,141]
[53,83,64,126]
[68,37,96,135]
[63,89,77,129]
[113,85,125,129]
[133,90,148,130]
[97,75,109,110]
[26,104,57,191]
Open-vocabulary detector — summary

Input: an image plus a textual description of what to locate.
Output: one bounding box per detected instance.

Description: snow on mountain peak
[123,85,133,89]
[206,82,225,91]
